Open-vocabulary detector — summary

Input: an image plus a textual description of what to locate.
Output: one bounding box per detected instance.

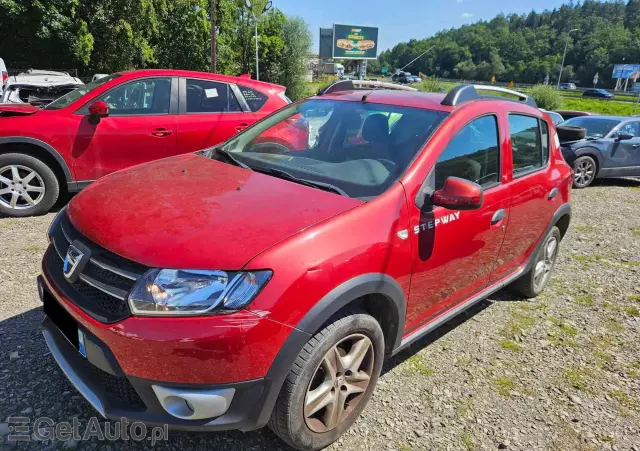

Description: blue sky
[274,0,570,52]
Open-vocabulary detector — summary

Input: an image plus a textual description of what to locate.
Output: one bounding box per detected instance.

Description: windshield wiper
[254,167,348,197]
[212,147,252,170]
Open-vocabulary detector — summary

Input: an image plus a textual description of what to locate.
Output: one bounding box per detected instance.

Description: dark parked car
[582,89,613,100]
[558,116,640,187]
[392,71,413,84]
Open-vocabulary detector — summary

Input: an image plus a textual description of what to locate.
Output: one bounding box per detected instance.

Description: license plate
[77,329,87,358]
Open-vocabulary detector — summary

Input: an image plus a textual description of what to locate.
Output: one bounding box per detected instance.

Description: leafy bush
[529,84,562,110]
[417,76,443,93]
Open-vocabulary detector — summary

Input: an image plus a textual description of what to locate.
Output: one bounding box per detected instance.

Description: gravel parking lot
[1,179,639,451]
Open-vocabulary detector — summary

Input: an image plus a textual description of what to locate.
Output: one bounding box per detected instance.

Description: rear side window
[435,115,500,190]
[239,86,268,111]
[186,79,242,113]
[509,114,548,177]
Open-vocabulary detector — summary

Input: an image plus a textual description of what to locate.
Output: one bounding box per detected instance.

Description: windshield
[44,74,121,110]
[216,99,446,199]
[560,117,621,138]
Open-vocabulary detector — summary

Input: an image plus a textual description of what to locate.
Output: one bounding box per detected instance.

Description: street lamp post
[245,0,272,81]
[557,28,579,89]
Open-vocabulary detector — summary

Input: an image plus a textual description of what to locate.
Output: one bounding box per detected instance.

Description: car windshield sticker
[205,88,219,98]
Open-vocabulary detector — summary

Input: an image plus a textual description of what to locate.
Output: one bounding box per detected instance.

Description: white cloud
[461,12,474,18]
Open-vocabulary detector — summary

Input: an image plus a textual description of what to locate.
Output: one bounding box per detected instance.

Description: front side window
[98,78,171,116]
[435,115,500,190]
[186,79,241,113]
[215,99,446,199]
[509,114,547,177]
[618,122,639,137]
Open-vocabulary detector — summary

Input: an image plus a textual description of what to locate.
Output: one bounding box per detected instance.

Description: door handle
[548,187,559,200]
[235,123,249,132]
[151,128,173,137]
[491,209,506,226]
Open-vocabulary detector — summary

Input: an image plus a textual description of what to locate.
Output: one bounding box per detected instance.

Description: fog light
[151,385,235,420]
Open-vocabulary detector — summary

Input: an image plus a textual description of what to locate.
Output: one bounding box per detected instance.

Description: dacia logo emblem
[63,244,87,283]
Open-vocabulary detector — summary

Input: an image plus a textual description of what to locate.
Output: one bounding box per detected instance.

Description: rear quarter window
[239,86,268,112]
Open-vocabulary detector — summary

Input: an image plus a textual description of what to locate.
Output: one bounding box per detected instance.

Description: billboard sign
[612,64,640,80]
[319,28,334,59]
[333,24,379,60]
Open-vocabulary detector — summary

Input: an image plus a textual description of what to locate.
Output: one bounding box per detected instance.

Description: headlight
[128,269,272,316]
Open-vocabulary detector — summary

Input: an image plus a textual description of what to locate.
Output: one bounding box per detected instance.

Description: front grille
[46,210,148,323]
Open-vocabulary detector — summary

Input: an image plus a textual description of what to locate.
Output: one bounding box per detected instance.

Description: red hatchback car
[0,69,290,217]
[39,82,572,450]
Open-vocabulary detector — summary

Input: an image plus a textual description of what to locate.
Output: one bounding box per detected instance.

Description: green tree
[278,16,312,100]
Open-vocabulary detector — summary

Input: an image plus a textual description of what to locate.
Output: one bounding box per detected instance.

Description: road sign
[593,72,599,87]
[381,67,388,74]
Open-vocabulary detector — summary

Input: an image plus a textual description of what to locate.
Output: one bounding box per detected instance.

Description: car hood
[67,154,363,270]
[0,104,40,115]
[6,74,83,87]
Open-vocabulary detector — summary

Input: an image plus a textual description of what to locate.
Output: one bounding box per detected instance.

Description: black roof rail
[441,84,538,108]
[319,80,418,96]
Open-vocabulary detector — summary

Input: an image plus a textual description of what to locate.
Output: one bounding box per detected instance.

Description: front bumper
[38,267,296,431]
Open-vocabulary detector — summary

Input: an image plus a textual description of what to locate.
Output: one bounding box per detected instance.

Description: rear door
[176,78,257,153]
[68,76,179,181]
[495,113,558,279]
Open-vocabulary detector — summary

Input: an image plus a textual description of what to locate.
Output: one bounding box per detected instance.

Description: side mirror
[615,132,634,141]
[88,100,109,118]
[433,177,484,211]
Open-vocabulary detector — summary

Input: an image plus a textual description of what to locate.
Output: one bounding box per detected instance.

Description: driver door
[609,121,640,175]
[405,114,509,333]
[69,77,179,181]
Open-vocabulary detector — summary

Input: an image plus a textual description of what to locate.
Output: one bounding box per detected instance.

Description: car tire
[510,226,562,299]
[268,308,384,451]
[556,125,586,142]
[0,153,60,217]
[572,155,597,188]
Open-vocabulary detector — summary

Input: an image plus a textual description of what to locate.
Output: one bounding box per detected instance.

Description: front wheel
[269,309,384,451]
[0,153,60,217]
[573,156,597,189]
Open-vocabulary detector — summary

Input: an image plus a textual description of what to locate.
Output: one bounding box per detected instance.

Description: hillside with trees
[0,0,312,98]
[378,0,640,88]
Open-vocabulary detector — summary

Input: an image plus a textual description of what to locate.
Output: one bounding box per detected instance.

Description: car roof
[115,69,284,91]
[310,89,452,112]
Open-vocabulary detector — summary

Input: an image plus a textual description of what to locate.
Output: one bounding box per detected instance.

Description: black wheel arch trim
[252,273,406,430]
[0,137,73,183]
[572,148,601,173]
[523,202,571,274]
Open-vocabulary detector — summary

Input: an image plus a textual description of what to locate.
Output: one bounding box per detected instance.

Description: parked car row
[0,67,637,450]
[391,71,421,84]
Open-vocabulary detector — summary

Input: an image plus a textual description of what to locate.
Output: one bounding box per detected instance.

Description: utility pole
[557,29,578,88]
[211,0,217,73]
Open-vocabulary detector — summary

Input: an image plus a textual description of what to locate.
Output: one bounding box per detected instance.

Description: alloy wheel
[533,235,558,292]
[574,159,595,187]
[0,165,46,210]
[304,334,375,433]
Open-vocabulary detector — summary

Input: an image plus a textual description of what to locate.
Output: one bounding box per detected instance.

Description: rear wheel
[572,155,597,188]
[0,153,59,217]
[269,309,384,451]
[510,226,561,298]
